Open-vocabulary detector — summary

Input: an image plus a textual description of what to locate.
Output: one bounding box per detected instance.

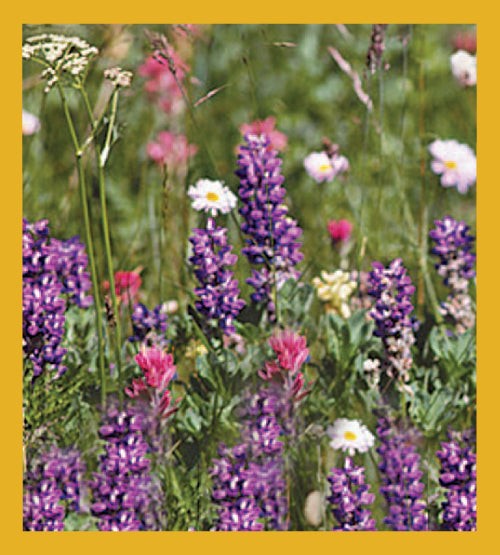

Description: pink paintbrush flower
[103,270,142,305]
[327,219,353,244]
[126,346,178,419]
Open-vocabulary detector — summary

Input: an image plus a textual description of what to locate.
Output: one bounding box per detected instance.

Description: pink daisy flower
[428,139,476,194]
[304,151,349,183]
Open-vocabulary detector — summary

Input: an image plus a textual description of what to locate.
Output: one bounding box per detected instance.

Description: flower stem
[56,84,107,407]
[98,89,124,401]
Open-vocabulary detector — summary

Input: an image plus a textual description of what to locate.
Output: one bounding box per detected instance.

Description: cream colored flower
[312,270,356,317]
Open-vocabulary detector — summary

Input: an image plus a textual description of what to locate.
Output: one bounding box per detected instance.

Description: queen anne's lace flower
[22,34,98,92]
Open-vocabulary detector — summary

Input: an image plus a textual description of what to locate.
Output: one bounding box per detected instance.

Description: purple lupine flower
[429,216,476,334]
[376,417,428,531]
[236,133,303,320]
[23,219,93,379]
[327,456,376,531]
[211,386,290,531]
[129,303,168,347]
[23,446,85,531]
[367,259,416,387]
[210,443,264,531]
[91,407,152,531]
[46,236,93,308]
[436,430,476,531]
[240,386,289,530]
[189,217,245,335]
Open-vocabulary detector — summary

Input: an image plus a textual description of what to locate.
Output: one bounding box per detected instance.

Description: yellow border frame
[5,3,496,553]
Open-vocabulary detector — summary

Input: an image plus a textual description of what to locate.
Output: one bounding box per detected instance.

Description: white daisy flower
[450,50,477,87]
[428,139,476,194]
[304,151,349,183]
[187,179,237,216]
[327,418,375,456]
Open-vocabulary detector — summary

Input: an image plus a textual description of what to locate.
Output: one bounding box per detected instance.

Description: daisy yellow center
[206,191,220,202]
[319,163,331,172]
[444,160,457,170]
[344,431,357,441]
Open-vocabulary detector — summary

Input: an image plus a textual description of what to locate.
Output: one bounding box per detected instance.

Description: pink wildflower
[327,219,353,244]
[260,329,311,400]
[126,346,178,419]
[103,270,142,305]
[135,346,176,390]
[304,151,349,183]
[452,31,476,54]
[147,131,197,170]
[240,116,288,152]
[428,139,476,194]
[138,49,188,114]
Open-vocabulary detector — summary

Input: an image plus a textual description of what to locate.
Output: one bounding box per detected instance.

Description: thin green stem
[56,84,107,407]
[97,88,123,401]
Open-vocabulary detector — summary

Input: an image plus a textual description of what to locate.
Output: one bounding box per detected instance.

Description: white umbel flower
[327,418,375,456]
[187,179,237,216]
[450,50,477,87]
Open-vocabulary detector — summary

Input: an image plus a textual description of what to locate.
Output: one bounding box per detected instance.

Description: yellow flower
[184,341,208,360]
[312,270,356,318]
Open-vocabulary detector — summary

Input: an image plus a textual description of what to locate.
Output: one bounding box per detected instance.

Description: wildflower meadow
[22,24,476,531]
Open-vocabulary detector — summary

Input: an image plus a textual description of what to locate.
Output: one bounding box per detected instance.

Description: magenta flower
[146,131,197,171]
[327,219,353,244]
[240,116,288,152]
[428,139,476,194]
[103,270,142,305]
[126,346,178,419]
[260,329,311,400]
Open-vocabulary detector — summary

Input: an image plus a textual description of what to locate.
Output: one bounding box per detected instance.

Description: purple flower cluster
[368,258,416,385]
[189,217,245,335]
[376,417,428,531]
[429,216,476,334]
[23,446,85,531]
[436,431,476,531]
[91,408,152,531]
[327,456,376,531]
[235,133,303,319]
[211,386,290,531]
[23,219,92,379]
[241,387,289,530]
[129,302,168,347]
[211,443,264,531]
